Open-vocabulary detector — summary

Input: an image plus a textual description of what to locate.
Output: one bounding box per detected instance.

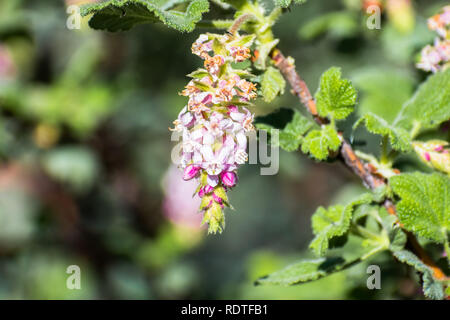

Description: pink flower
[183,164,201,180]
[221,171,237,187]
[171,31,257,233]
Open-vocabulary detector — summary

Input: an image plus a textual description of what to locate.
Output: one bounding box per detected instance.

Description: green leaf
[352,68,414,123]
[389,173,450,243]
[310,193,373,256]
[393,250,444,300]
[261,67,286,103]
[315,67,357,120]
[81,0,210,32]
[255,256,357,286]
[42,147,99,193]
[256,110,314,152]
[273,0,307,8]
[253,39,279,70]
[393,69,450,132]
[354,113,412,152]
[301,124,341,160]
[299,11,358,40]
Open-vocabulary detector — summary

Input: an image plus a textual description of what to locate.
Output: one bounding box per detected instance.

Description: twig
[270,48,448,283]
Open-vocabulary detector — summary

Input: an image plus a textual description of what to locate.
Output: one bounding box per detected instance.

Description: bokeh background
[0,0,446,299]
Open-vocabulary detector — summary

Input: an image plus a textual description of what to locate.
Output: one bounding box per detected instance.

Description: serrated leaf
[393,250,444,300]
[301,125,341,160]
[81,0,209,32]
[310,193,373,256]
[261,67,286,103]
[389,173,450,244]
[354,113,412,152]
[256,110,314,152]
[393,69,450,132]
[315,67,357,120]
[255,256,354,286]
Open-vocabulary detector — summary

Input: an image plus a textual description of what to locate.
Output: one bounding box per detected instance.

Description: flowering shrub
[82,0,450,299]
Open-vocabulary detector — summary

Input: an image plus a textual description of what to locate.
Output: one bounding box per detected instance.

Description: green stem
[197,20,235,30]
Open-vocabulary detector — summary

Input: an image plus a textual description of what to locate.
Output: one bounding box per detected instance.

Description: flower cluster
[417,6,450,73]
[171,32,257,234]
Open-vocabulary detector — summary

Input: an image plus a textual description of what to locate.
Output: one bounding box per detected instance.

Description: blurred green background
[0,0,446,299]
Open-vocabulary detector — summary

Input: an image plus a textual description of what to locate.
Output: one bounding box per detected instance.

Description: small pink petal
[221,171,237,188]
[212,192,223,204]
[183,165,200,180]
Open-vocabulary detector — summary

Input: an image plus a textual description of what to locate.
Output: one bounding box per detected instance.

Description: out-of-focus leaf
[394,69,450,132]
[42,146,100,192]
[299,11,358,40]
[0,189,36,247]
[352,69,414,123]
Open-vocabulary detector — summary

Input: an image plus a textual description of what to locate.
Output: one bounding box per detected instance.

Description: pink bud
[434,145,444,152]
[203,185,214,194]
[424,152,431,161]
[201,94,212,105]
[183,165,200,180]
[221,171,237,188]
[212,192,223,204]
[198,187,205,198]
[227,105,238,113]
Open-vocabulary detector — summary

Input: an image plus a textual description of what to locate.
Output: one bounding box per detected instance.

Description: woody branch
[270,48,448,283]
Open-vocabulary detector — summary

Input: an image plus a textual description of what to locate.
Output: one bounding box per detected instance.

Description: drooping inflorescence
[170,31,257,234]
[417,6,450,73]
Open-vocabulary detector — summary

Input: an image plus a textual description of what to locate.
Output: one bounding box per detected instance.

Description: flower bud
[221,171,237,187]
[183,165,200,180]
[413,140,450,175]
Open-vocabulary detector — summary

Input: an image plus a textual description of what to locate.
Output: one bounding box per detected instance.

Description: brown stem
[270,48,448,283]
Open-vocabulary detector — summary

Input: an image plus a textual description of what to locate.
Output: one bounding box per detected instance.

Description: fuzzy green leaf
[389,173,450,244]
[354,113,412,152]
[393,250,444,300]
[261,67,286,103]
[310,193,373,256]
[394,69,450,132]
[255,256,356,286]
[273,0,307,8]
[315,67,357,120]
[81,0,209,32]
[301,125,341,160]
[256,110,314,152]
